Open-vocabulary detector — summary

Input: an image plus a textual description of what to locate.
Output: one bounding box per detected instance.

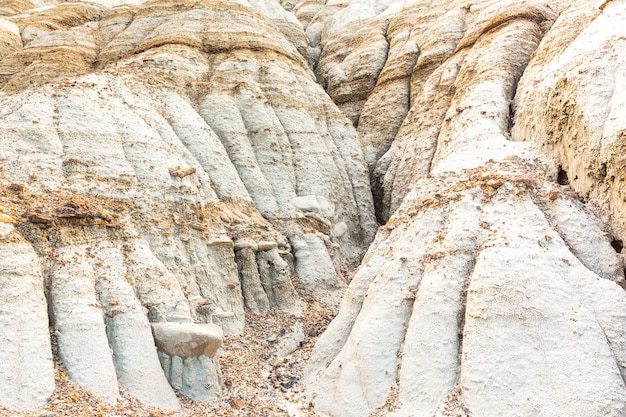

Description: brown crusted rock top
[151,322,224,358]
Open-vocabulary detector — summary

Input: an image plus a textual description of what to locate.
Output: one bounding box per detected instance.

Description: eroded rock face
[298,0,561,220]
[0,0,375,411]
[512,0,626,240]
[0,221,55,411]
[152,322,223,358]
[300,0,626,416]
[152,322,223,401]
[1,0,626,415]
[307,162,626,417]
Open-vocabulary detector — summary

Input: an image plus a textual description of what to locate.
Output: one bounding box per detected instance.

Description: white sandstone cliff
[0,0,376,411]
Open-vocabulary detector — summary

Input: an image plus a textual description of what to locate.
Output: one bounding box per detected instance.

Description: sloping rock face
[300,0,626,416]
[1,0,626,415]
[0,0,376,411]
[512,0,626,240]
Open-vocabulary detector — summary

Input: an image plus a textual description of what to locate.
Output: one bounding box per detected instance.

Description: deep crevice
[557,166,569,185]
[456,252,478,384]
[610,239,623,253]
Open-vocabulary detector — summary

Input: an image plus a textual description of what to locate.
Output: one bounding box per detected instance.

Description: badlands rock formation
[301,0,626,416]
[0,0,625,416]
[0,0,375,411]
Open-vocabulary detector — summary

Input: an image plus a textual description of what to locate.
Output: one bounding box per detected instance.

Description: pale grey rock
[160,353,221,402]
[48,245,120,404]
[0,225,55,412]
[181,355,222,402]
[0,220,14,237]
[301,0,558,220]
[0,0,375,410]
[273,322,305,358]
[331,221,347,238]
[95,247,181,411]
[170,241,244,335]
[236,247,271,314]
[543,196,625,284]
[163,93,252,201]
[2,0,626,415]
[291,233,344,307]
[257,248,302,315]
[307,164,626,417]
[302,1,626,416]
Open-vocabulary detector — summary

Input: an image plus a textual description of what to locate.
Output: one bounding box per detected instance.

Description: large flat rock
[152,322,223,358]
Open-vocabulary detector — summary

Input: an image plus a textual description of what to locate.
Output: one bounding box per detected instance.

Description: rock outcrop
[0,220,55,411]
[0,0,376,411]
[152,322,223,401]
[512,0,626,240]
[1,0,626,415]
[300,0,626,416]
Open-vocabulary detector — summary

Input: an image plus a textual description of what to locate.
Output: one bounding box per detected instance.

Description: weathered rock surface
[0,0,375,411]
[0,221,55,411]
[152,322,223,402]
[512,0,626,240]
[300,0,626,416]
[152,322,223,358]
[307,163,626,417]
[1,0,626,415]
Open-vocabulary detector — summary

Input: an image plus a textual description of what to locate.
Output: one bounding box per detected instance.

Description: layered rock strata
[302,0,626,416]
[1,0,626,415]
[0,0,376,411]
[307,161,626,417]
[512,0,626,240]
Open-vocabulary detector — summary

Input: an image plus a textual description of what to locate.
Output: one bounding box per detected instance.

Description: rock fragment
[152,322,223,359]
